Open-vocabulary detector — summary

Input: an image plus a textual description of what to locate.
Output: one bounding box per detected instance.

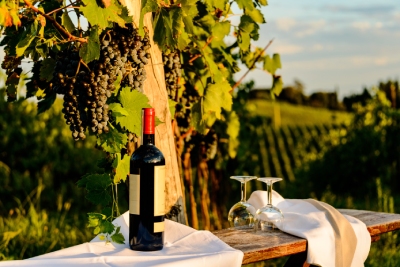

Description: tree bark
[121,0,187,224]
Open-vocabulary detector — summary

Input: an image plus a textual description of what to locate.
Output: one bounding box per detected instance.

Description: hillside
[247,99,353,126]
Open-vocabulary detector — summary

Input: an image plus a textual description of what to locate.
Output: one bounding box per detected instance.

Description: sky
[233,0,400,99]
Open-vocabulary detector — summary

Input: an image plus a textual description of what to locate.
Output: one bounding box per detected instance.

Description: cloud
[274,43,303,55]
[274,19,326,38]
[352,21,384,31]
[325,5,395,16]
[296,20,326,37]
[276,18,296,31]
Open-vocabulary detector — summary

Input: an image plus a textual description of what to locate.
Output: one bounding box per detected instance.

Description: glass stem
[267,181,273,205]
[241,181,246,202]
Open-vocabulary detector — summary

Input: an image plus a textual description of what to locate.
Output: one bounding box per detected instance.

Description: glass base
[256,204,283,231]
[228,202,255,229]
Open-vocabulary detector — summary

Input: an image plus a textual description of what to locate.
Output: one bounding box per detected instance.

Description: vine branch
[232,39,273,90]
[23,0,87,43]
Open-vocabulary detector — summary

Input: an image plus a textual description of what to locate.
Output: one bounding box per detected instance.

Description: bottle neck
[142,133,155,145]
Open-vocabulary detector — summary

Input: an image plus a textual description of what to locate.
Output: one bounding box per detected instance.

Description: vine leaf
[271,75,283,97]
[179,0,198,34]
[100,220,114,234]
[263,53,281,75]
[97,126,128,154]
[169,99,177,117]
[16,30,36,57]
[109,103,129,117]
[37,91,56,114]
[39,58,56,82]
[61,11,75,33]
[112,153,130,184]
[203,80,232,119]
[139,0,158,36]
[235,0,254,10]
[256,0,268,6]
[116,87,151,135]
[226,111,240,158]
[212,21,230,41]
[111,227,125,244]
[80,26,100,63]
[245,8,265,23]
[80,0,125,30]
[77,173,112,206]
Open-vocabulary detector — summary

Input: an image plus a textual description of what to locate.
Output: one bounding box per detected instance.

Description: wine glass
[228,176,257,229]
[255,177,284,231]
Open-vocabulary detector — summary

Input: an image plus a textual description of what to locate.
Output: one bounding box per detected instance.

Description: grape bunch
[163,50,182,100]
[175,86,200,134]
[1,54,22,75]
[52,24,151,141]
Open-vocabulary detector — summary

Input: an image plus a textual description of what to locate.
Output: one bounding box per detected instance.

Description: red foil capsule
[143,108,155,134]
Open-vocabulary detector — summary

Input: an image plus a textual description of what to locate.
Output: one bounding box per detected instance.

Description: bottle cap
[143,108,155,134]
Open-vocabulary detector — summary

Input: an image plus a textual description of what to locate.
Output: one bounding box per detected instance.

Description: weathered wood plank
[212,209,400,265]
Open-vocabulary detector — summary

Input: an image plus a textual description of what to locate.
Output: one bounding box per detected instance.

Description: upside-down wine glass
[228,176,257,229]
[256,177,284,231]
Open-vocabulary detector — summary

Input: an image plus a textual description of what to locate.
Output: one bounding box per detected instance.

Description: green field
[247,99,353,126]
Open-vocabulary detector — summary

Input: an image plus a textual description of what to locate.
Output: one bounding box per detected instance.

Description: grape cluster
[1,54,22,75]
[52,24,151,141]
[163,50,182,100]
[175,86,200,134]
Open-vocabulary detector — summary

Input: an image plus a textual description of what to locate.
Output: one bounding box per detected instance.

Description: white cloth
[247,190,371,267]
[0,212,243,267]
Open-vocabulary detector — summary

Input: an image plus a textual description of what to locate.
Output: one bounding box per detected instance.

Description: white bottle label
[129,174,140,215]
[154,165,166,216]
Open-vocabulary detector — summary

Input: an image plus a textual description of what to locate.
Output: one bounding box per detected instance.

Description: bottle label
[154,222,165,233]
[154,165,166,216]
[129,174,140,215]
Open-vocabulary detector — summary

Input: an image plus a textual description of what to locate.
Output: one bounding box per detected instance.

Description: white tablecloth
[0,212,243,267]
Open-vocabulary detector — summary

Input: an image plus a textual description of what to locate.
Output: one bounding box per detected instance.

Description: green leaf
[93,226,101,234]
[169,99,177,117]
[16,35,36,57]
[37,91,56,114]
[111,232,125,244]
[116,87,151,135]
[204,0,227,10]
[204,54,223,83]
[139,0,158,36]
[113,153,130,184]
[109,103,129,117]
[39,58,56,82]
[179,0,198,34]
[235,0,254,10]
[87,213,101,227]
[263,53,281,75]
[80,173,112,206]
[203,81,232,119]
[226,111,240,158]
[212,21,230,41]
[238,15,259,52]
[113,73,122,95]
[97,126,128,153]
[61,11,75,33]
[191,101,207,134]
[245,8,265,23]
[256,0,268,6]
[271,75,283,97]
[80,26,100,63]
[81,0,125,30]
[99,220,114,234]
[120,5,133,24]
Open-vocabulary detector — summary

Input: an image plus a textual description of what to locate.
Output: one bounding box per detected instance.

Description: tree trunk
[121,0,187,224]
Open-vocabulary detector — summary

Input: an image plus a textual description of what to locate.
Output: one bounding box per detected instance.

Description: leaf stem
[232,39,274,90]
[23,0,87,43]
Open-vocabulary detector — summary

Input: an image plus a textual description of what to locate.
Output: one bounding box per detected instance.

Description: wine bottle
[129,108,166,251]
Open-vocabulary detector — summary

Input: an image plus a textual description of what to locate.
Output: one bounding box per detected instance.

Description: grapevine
[0,0,282,240]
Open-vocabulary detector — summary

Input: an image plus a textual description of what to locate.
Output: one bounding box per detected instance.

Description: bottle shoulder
[130,144,165,164]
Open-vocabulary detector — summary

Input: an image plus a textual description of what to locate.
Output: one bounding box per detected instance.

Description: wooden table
[212,209,400,265]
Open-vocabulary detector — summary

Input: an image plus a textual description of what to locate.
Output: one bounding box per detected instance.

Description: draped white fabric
[248,190,371,267]
[0,212,243,267]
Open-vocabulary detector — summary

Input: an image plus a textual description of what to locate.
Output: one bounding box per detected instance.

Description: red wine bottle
[129,108,166,251]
